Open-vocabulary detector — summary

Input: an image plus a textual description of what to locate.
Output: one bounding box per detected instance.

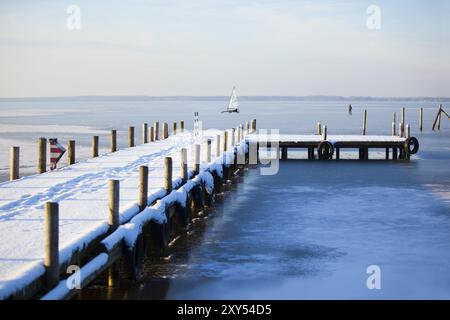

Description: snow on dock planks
[0,120,255,300]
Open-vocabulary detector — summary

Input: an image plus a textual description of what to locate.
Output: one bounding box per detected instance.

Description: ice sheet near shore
[0,129,232,299]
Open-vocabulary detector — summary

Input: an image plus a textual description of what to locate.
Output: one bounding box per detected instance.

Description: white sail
[228,86,239,111]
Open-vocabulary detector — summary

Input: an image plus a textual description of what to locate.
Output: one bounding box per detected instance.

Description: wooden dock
[0,116,421,300]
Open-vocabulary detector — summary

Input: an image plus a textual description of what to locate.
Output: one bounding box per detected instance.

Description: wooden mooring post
[194,144,200,175]
[129,126,135,148]
[401,107,405,136]
[164,157,172,194]
[317,122,322,135]
[362,109,367,135]
[215,134,221,158]
[180,148,188,184]
[38,137,47,174]
[205,139,211,163]
[150,126,155,142]
[108,180,120,287]
[138,166,149,211]
[92,136,99,158]
[143,123,148,144]
[10,146,19,181]
[154,122,159,140]
[180,121,184,133]
[110,130,117,153]
[419,108,423,132]
[44,202,59,290]
[162,123,169,139]
[68,140,75,165]
[172,122,177,135]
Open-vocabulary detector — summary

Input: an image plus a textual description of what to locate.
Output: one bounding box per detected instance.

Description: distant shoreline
[0,96,449,102]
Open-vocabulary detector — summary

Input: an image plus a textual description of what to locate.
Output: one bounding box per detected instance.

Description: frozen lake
[0,97,449,299]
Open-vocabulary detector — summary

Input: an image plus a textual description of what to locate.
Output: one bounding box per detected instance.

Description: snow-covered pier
[0,117,420,300]
[0,121,252,300]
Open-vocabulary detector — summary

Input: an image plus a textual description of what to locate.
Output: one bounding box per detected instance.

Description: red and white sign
[49,138,66,170]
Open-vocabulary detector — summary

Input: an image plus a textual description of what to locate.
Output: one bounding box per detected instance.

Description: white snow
[0,129,245,299]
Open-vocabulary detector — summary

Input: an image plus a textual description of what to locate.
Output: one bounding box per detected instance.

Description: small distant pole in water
[316,122,322,135]
[392,112,396,126]
[194,112,199,137]
[362,109,367,135]
[10,146,19,181]
[392,122,396,136]
[398,122,403,137]
[322,125,327,141]
[437,104,442,130]
[406,124,410,139]
[419,108,423,132]
[348,104,352,115]
[401,107,405,136]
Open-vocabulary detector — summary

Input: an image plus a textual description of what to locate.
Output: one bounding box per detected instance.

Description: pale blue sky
[0,0,448,97]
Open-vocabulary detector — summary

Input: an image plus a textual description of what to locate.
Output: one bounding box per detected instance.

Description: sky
[0,0,449,98]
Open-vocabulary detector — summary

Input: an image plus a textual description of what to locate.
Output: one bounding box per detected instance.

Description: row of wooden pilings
[313,107,419,161]
[8,121,185,181]
[18,119,258,300]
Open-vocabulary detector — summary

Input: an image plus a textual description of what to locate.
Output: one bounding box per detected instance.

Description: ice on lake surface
[1,98,449,299]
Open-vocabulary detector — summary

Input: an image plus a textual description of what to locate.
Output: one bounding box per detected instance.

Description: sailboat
[221,86,239,113]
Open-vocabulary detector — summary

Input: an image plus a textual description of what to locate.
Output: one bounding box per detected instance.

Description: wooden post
[205,139,211,163]
[393,147,398,160]
[385,148,389,160]
[322,125,327,141]
[281,147,288,160]
[432,105,441,131]
[180,148,188,183]
[401,107,405,136]
[215,135,221,157]
[129,126,135,147]
[10,146,19,181]
[180,121,184,133]
[419,108,423,132]
[68,140,75,165]
[138,166,148,211]
[246,121,250,134]
[38,137,47,174]
[438,104,442,130]
[154,122,159,140]
[406,124,410,139]
[194,144,200,175]
[393,112,396,125]
[336,148,340,160]
[251,119,257,133]
[172,122,177,135]
[110,130,117,152]
[162,122,168,139]
[150,126,155,142]
[392,122,396,136]
[92,136,99,158]
[108,180,120,228]
[362,109,367,135]
[317,122,321,135]
[222,130,228,153]
[230,128,235,148]
[143,123,148,144]
[108,180,120,287]
[44,202,59,290]
[164,157,172,194]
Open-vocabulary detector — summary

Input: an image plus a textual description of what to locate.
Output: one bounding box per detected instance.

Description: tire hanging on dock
[124,233,146,280]
[317,141,334,160]
[405,137,419,155]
